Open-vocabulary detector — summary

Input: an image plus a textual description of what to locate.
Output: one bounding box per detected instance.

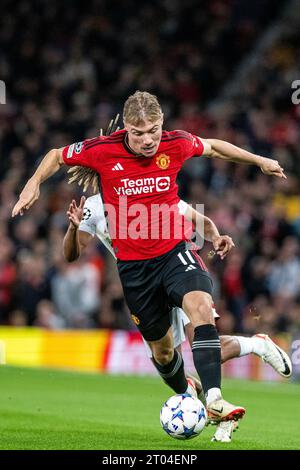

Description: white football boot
[186,375,245,423]
[253,334,292,378]
[207,398,245,422]
[186,373,206,404]
[211,420,239,443]
[185,377,198,398]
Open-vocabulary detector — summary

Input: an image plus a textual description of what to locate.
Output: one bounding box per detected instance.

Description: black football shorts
[117,241,213,342]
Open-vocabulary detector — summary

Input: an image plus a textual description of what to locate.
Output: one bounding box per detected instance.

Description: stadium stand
[0,0,299,337]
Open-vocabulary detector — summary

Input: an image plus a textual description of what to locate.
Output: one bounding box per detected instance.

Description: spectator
[0,237,16,321]
[51,258,101,328]
[34,300,65,329]
[267,237,300,300]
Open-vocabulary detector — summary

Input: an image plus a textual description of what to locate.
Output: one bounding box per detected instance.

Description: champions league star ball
[160,393,207,440]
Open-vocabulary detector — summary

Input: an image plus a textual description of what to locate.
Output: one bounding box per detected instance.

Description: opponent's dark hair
[67,115,120,193]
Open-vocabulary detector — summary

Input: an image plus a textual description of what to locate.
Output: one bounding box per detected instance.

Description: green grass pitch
[0,365,299,450]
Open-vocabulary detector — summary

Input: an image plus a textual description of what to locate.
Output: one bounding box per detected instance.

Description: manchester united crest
[156,154,170,170]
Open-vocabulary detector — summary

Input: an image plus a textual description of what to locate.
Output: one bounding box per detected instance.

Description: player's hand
[212,235,235,260]
[259,157,286,179]
[67,196,86,228]
[12,178,40,217]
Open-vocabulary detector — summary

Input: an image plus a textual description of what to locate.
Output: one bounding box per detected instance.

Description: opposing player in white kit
[63,192,292,442]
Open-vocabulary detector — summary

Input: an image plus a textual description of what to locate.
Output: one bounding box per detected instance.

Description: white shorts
[143,305,220,358]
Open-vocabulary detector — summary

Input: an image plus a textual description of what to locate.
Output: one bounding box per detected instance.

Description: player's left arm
[200,138,286,178]
[182,202,234,259]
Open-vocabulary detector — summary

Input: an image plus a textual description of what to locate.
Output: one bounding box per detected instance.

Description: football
[160,393,207,439]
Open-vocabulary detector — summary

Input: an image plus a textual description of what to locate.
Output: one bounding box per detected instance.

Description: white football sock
[234,336,266,357]
[206,387,222,406]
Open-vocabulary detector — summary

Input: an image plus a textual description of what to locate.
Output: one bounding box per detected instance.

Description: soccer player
[63,194,292,382]
[63,193,292,442]
[12,91,287,425]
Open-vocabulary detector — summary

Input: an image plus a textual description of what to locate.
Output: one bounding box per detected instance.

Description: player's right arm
[12,138,103,218]
[63,196,93,262]
[12,148,64,217]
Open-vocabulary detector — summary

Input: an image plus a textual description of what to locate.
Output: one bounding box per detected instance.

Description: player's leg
[184,313,292,377]
[183,291,245,421]
[143,307,198,397]
[182,292,220,398]
[186,327,292,376]
[147,326,196,396]
[117,259,193,396]
[185,325,240,363]
[169,307,242,442]
[225,334,292,377]
[219,336,240,362]
[163,244,245,422]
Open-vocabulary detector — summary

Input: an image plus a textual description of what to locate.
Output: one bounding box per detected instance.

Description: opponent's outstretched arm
[12,148,64,217]
[201,138,286,178]
[63,196,93,262]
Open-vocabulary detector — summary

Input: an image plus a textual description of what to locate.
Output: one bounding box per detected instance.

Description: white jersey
[177,199,189,216]
[79,194,116,258]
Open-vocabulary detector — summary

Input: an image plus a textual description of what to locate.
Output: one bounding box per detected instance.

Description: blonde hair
[123,91,162,126]
[67,115,120,193]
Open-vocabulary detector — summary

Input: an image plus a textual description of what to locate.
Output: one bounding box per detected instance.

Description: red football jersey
[63,129,204,260]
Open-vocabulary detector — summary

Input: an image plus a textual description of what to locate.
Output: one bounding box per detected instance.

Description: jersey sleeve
[177,131,205,162]
[78,198,98,236]
[62,137,104,172]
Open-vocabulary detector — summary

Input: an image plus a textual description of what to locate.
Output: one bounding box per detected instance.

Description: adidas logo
[112,163,124,171]
[185,265,197,272]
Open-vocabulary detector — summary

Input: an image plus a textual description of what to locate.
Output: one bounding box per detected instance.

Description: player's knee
[183,294,214,325]
[153,347,174,365]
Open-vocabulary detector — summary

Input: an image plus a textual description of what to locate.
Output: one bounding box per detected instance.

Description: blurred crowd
[0,0,299,335]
